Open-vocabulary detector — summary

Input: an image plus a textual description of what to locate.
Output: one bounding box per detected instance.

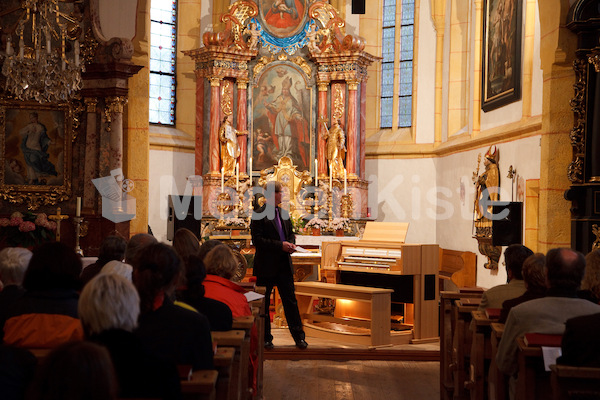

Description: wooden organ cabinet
[319,223,439,344]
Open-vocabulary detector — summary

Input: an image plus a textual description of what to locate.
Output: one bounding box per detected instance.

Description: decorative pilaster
[359,78,367,179]
[346,80,359,177]
[317,81,329,178]
[195,74,205,176]
[83,98,98,211]
[236,78,249,174]
[104,96,127,172]
[209,77,222,174]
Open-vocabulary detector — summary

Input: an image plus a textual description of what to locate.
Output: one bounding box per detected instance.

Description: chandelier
[1,0,84,103]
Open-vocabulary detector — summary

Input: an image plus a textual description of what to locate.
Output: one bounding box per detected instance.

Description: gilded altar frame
[0,101,73,210]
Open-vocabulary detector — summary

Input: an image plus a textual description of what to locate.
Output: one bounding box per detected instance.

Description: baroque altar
[183,0,378,233]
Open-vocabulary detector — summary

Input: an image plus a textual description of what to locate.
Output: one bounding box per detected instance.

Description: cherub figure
[244,22,260,50]
[306,24,322,54]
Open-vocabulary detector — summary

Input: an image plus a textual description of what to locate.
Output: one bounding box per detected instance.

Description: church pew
[181,369,218,400]
[232,315,255,400]
[465,310,494,400]
[515,337,553,400]
[214,347,235,400]
[550,364,600,400]
[440,291,483,400]
[451,298,481,400]
[488,323,506,400]
[211,330,247,400]
[249,288,266,400]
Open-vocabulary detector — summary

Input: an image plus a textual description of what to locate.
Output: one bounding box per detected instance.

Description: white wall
[97,0,137,40]
[148,149,195,242]
[415,0,437,144]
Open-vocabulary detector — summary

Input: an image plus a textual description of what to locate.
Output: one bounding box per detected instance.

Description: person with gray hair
[0,247,31,325]
[124,233,157,265]
[79,273,181,400]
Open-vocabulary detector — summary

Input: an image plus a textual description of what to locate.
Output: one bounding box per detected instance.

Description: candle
[344,169,347,195]
[235,162,239,191]
[76,197,81,217]
[249,157,252,177]
[314,158,318,187]
[74,40,80,67]
[6,38,12,56]
[19,37,24,60]
[221,167,224,192]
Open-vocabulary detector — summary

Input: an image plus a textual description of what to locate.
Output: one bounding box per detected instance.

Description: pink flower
[10,212,23,219]
[9,217,23,226]
[35,213,48,225]
[18,221,36,232]
[47,221,57,231]
[0,218,9,227]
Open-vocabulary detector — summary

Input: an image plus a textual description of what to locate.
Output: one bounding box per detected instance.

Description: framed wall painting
[258,0,308,38]
[0,101,72,210]
[481,0,522,112]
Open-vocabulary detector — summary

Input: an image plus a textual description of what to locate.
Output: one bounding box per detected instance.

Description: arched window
[380,0,414,129]
[149,0,177,125]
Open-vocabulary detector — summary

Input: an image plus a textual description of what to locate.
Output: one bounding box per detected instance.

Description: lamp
[1,0,84,103]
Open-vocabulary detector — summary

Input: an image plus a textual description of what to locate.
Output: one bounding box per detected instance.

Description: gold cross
[48,207,69,242]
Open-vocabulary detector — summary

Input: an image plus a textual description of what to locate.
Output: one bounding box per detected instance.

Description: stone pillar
[359,78,367,179]
[236,78,249,174]
[195,75,205,176]
[83,98,98,212]
[105,96,127,172]
[346,80,359,177]
[209,77,222,174]
[317,81,328,177]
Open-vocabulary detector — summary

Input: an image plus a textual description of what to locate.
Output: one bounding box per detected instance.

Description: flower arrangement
[290,214,306,234]
[0,212,57,248]
[222,217,248,228]
[329,217,350,231]
[305,217,328,230]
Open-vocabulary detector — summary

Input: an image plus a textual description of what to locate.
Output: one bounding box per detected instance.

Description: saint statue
[219,114,244,175]
[323,120,346,179]
[474,145,499,223]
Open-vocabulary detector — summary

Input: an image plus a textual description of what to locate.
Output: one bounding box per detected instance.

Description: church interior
[1,0,600,399]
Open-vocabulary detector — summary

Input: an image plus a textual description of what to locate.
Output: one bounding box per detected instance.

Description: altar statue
[219,115,243,175]
[323,120,346,179]
[474,145,499,222]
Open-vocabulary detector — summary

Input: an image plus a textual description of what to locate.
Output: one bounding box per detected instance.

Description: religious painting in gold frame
[481,0,522,112]
[0,101,72,210]
[251,62,313,173]
[258,0,308,38]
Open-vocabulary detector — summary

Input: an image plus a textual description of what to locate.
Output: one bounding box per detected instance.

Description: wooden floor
[263,359,440,400]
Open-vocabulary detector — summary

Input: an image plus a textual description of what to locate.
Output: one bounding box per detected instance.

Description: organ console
[320,222,439,343]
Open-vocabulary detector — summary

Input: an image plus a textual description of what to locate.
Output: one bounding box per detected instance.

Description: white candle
[235,162,239,191]
[76,197,81,217]
[46,36,51,54]
[249,157,252,176]
[221,167,224,192]
[18,38,24,60]
[74,40,80,67]
[6,38,12,56]
[314,158,318,187]
[344,169,347,195]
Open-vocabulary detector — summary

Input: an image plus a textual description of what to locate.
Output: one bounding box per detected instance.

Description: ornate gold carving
[569,57,587,184]
[81,27,100,64]
[593,225,600,251]
[210,77,222,87]
[292,56,312,77]
[221,80,233,116]
[589,49,600,72]
[103,96,128,133]
[237,78,249,90]
[253,56,273,77]
[347,79,360,91]
[71,100,85,142]
[317,81,329,92]
[203,1,258,50]
[332,85,344,120]
[308,1,366,54]
[0,181,72,211]
[477,239,502,270]
[85,98,98,113]
[277,53,288,61]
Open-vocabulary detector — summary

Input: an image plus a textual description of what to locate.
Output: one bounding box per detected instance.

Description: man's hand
[282,241,296,253]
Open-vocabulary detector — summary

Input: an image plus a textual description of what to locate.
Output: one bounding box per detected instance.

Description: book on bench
[523,333,563,347]
[485,308,501,319]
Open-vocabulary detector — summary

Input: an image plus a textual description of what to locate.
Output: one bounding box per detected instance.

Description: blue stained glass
[398,96,412,128]
[382,28,395,63]
[381,63,395,97]
[380,97,393,129]
[400,26,414,61]
[401,0,414,25]
[399,61,412,96]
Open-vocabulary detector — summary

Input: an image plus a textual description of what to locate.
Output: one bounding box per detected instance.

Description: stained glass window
[398,0,414,128]
[380,0,396,129]
[149,0,177,125]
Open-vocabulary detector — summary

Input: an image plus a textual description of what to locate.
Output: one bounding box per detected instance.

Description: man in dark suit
[558,312,600,368]
[250,181,307,349]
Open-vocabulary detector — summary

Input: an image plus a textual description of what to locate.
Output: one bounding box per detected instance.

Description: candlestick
[235,162,239,191]
[221,167,224,192]
[329,164,332,191]
[76,197,81,217]
[249,157,252,176]
[344,169,347,195]
[315,158,318,187]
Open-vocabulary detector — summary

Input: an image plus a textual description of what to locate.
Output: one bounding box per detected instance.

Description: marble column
[317,81,328,177]
[346,80,359,177]
[236,78,249,174]
[195,74,205,176]
[359,79,367,179]
[104,96,127,172]
[83,98,98,211]
[209,77,222,174]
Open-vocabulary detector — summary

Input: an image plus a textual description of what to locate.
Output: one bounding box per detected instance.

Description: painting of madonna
[259,0,307,37]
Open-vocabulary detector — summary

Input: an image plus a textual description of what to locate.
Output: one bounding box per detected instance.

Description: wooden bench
[181,369,219,400]
[516,337,553,400]
[294,281,393,346]
[214,347,235,400]
[465,310,495,400]
[488,323,506,400]
[550,364,600,400]
[451,298,480,400]
[212,330,246,400]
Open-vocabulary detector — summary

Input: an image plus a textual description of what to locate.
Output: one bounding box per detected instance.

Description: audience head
[133,243,182,314]
[100,260,133,282]
[263,180,282,205]
[503,244,534,280]
[545,248,586,291]
[124,233,157,265]
[172,228,200,262]
[26,341,117,400]
[79,273,139,337]
[582,249,600,298]
[180,254,207,299]
[198,239,225,262]
[0,247,32,286]
[23,242,81,292]
[521,253,547,293]
[97,235,127,267]
[204,245,237,280]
